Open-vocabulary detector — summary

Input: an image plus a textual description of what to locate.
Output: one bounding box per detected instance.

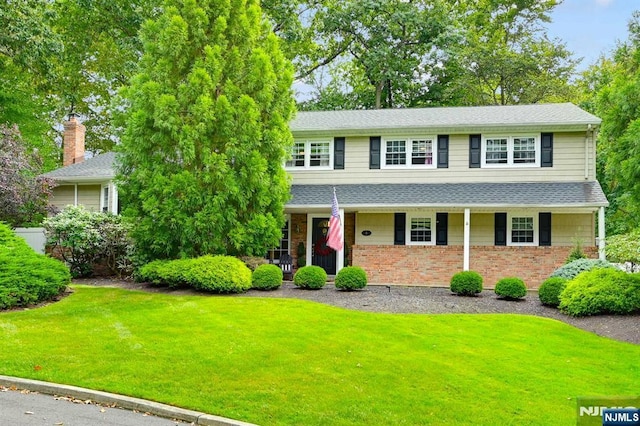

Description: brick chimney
[63,114,85,166]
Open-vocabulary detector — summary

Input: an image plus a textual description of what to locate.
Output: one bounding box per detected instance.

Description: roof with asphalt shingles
[42,152,115,180]
[290,103,601,133]
[287,181,608,209]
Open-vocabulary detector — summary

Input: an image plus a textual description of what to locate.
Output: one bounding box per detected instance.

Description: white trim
[285,139,333,170]
[381,136,437,169]
[405,212,436,245]
[507,211,538,246]
[481,134,540,168]
[463,208,470,270]
[598,206,606,260]
[73,183,78,206]
[100,183,109,213]
[111,183,118,214]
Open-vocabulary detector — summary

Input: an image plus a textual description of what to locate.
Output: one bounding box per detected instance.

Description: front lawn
[0,286,638,425]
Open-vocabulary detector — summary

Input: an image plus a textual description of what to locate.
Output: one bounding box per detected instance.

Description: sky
[546,0,639,70]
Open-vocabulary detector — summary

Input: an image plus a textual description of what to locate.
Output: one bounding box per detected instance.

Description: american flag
[326,189,343,251]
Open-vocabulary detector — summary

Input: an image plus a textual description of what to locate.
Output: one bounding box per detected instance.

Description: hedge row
[0,223,70,309]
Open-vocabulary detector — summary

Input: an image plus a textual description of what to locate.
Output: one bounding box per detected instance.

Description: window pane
[486,138,508,164]
[411,139,433,165]
[286,142,305,167]
[514,137,536,164]
[386,140,406,165]
[269,221,290,262]
[511,217,534,243]
[309,142,330,167]
[410,217,432,242]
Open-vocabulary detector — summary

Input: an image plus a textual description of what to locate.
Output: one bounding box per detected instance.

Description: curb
[0,375,257,426]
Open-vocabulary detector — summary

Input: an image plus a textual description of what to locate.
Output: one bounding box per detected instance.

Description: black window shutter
[541,133,553,167]
[370,136,381,169]
[437,135,449,168]
[334,137,345,170]
[495,212,507,246]
[436,213,448,245]
[394,213,406,245]
[539,212,552,246]
[469,134,481,168]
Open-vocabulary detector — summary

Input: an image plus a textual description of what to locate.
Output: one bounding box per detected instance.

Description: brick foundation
[352,245,598,289]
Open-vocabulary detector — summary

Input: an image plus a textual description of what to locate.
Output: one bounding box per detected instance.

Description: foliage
[240,256,269,271]
[538,277,568,307]
[494,277,527,300]
[252,264,283,290]
[0,223,70,309]
[449,0,577,106]
[117,0,295,260]
[0,125,55,227]
[559,268,640,316]
[296,241,306,267]
[293,265,327,289]
[565,240,587,264]
[138,256,252,293]
[43,205,133,278]
[606,229,640,270]
[334,266,367,291]
[550,258,615,281]
[450,271,483,296]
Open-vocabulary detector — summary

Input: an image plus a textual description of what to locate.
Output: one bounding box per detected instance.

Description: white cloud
[594,0,614,6]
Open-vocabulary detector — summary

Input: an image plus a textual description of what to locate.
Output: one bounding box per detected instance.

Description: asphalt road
[0,388,189,426]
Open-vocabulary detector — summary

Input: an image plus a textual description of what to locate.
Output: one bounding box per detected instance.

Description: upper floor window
[482,135,539,167]
[286,140,333,169]
[383,137,435,168]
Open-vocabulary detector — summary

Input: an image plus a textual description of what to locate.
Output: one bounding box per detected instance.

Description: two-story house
[284,103,607,288]
[44,103,606,288]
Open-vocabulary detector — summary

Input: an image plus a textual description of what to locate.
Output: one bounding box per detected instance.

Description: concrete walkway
[0,376,256,426]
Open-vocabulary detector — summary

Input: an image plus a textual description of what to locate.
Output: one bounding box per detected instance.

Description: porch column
[463,208,470,270]
[74,183,78,206]
[111,183,119,214]
[598,206,606,260]
[337,208,345,273]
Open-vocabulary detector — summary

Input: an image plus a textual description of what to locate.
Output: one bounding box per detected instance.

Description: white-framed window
[268,218,290,263]
[285,140,333,169]
[406,213,435,245]
[482,135,539,167]
[383,137,436,168]
[101,184,109,213]
[508,213,537,246]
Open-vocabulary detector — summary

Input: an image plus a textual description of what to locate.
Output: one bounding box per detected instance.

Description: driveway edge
[0,375,257,426]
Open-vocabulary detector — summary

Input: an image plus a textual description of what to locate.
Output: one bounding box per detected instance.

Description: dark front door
[312,217,337,275]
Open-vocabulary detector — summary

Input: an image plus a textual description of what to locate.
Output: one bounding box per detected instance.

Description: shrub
[137,259,191,288]
[538,277,568,307]
[241,256,269,271]
[293,265,327,289]
[43,205,133,278]
[565,241,587,264]
[0,223,70,309]
[494,277,527,300]
[550,258,615,280]
[335,266,368,291]
[559,268,640,316]
[450,271,483,296]
[182,256,252,293]
[252,264,283,290]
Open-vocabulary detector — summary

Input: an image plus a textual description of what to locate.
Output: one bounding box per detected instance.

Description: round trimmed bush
[252,264,283,290]
[335,266,368,291]
[559,268,640,316]
[538,277,568,307]
[0,224,70,310]
[293,265,327,289]
[494,277,527,300]
[450,271,483,296]
[183,255,252,293]
[550,258,615,280]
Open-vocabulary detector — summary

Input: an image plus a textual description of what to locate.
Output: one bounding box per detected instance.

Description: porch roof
[287,181,608,211]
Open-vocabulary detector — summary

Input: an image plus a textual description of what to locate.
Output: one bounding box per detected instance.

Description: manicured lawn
[0,286,638,425]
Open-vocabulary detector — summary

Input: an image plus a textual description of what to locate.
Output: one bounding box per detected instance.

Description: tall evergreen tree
[117,0,295,260]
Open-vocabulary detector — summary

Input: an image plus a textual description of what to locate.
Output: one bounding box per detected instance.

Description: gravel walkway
[74,279,640,345]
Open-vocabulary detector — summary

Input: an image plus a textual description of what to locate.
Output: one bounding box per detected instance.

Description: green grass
[0,286,638,425]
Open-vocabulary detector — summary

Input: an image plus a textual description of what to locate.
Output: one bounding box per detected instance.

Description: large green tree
[583,11,640,234]
[117,0,295,260]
